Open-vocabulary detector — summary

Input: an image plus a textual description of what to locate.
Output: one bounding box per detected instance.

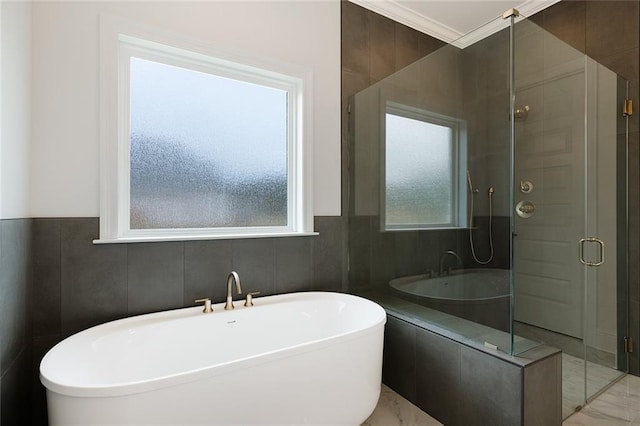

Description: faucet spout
[439,250,463,276]
[225,271,243,310]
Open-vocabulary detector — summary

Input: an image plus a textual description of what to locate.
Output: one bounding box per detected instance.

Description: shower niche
[348,9,629,422]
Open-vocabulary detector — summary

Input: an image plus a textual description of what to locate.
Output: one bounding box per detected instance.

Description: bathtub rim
[389,268,510,303]
[40,291,386,398]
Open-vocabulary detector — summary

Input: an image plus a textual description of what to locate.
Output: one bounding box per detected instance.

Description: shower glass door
[511,17,628,418]
[583,58,629,403]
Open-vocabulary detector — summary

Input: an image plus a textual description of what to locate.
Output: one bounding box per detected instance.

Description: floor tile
[363,385,442,426]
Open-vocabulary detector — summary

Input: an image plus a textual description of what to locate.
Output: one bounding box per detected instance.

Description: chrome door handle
[579,237,604,267]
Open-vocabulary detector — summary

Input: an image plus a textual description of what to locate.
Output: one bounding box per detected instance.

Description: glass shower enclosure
[348,10,629,419]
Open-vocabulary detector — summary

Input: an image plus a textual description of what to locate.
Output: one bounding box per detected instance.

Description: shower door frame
[509,13,630,416]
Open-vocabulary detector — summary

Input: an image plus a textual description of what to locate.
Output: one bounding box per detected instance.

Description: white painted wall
[30,1,341,217]
[1,1,31,219]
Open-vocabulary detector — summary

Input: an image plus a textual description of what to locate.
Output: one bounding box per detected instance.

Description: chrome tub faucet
[439,250,463,276]
[225,271,243,310]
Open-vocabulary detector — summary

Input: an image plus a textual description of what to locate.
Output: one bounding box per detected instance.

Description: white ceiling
[349,0,561,47]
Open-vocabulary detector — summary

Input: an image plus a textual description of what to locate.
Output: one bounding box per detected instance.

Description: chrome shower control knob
[516,200,535,218]
[520,180,533,193]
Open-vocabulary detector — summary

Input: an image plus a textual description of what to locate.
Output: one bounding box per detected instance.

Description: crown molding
[348,0,463,43]
[453,0,561,48]
[348,0,562,49]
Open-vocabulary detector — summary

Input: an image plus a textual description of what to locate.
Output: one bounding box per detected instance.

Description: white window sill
[93,231,319,244]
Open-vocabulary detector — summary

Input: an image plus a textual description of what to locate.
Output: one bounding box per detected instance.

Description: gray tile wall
[25,216,342,425]
[0,219,32,426]
[348,216,510,291]
[341,1,445,218]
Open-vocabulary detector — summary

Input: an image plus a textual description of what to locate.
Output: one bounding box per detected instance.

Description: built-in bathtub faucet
[194,297,213,313]
[439,250,462,276]
[225,271,243,310]
[244,292,261,307]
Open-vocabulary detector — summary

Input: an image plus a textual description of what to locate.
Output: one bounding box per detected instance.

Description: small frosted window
[129,58,288,229]
[385,113,455,228]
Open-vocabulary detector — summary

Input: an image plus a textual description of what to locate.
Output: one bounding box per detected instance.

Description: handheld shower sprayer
[467,170,479,194]
[467,171,494,265]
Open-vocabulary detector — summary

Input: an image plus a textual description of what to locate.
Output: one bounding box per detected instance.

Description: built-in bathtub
[40,292,386,426]
[389,268,510,331]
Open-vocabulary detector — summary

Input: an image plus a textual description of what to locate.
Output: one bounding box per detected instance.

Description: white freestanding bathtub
[40,292,386,426]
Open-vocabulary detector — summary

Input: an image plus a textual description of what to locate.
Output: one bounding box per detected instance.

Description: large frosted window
[130,58,288,229]
[97,32,313,243]
[384,106,465,230]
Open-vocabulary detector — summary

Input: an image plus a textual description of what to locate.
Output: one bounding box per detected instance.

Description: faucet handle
[194,298,213,313]
[244,292,261,307]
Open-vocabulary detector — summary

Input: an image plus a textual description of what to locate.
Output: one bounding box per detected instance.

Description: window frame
[381,101,468,231]
[97,18,315,243]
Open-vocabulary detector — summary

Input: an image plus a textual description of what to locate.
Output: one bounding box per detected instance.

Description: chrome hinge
[623,99,633,116]
[624,336,634,353]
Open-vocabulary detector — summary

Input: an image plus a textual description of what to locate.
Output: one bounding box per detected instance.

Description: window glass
[98,31,314,243]
[129,57,288,229]
[385,113,453,227]
[383,105,465,231]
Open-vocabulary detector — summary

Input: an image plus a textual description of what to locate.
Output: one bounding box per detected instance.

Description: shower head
[514,105,530,121]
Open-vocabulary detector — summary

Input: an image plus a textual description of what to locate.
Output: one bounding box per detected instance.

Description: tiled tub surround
[25,216,344,426]
[355,287,562,424]
[381,310,562,426]
[372,289,624,422]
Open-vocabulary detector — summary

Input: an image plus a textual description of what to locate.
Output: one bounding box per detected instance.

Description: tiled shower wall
[345,3,518,292]
[1,216,343,425]
[340,0,446,220]
[341,1,481,291]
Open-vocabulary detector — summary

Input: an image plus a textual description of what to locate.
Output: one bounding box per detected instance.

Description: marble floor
[515,321,625,419]
[362,385,441,426]
[563,353,625,418]
[365,374,640,426]
[564,374,640,425]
